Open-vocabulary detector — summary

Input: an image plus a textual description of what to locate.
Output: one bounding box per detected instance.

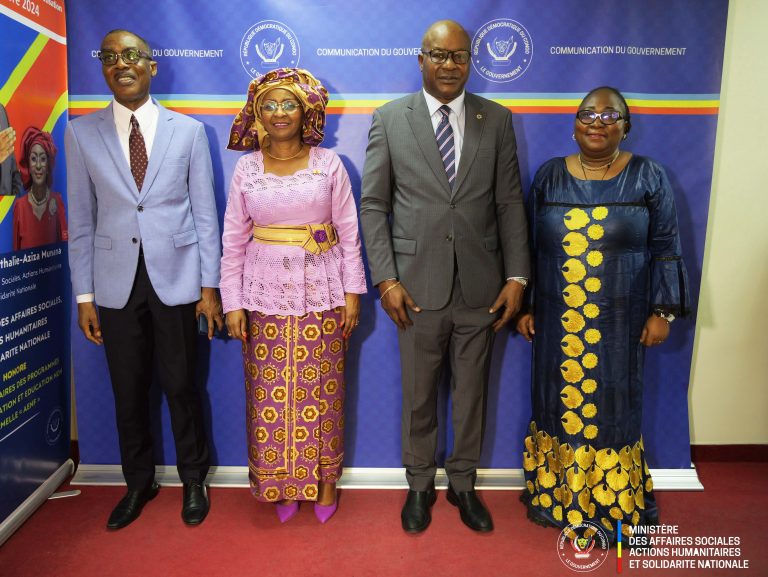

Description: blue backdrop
[0,4,71,523]
[66,0,728,472]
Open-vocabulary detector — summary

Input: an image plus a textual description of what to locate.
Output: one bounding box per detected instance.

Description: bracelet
[380,281,401,299]
[653,309,675,323]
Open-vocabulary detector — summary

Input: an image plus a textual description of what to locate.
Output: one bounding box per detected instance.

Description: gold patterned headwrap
[227,68,329,151]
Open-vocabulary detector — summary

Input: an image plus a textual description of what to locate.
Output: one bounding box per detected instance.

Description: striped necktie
[435,105,456,189]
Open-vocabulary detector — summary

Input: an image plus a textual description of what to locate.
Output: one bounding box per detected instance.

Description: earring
[622,134,628,140]
[572,133,576,141]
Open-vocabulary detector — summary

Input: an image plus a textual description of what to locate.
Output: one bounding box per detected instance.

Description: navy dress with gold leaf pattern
[521,155,689,542]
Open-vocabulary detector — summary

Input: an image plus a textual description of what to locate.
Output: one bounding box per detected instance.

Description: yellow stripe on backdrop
[44,91,69,132]
[0,34,48,105]
[70,97,719,115]
[0,197,14,225]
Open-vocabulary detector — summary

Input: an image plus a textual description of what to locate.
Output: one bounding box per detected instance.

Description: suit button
[132,238,138,244]
[446,234,453,242]
[137,205,144,212]
[449,203,456,209]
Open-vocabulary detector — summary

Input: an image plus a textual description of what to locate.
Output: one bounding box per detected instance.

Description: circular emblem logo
[240,20,300,78]
[557,521,610,572]
[471,19,533,83]
[45,407,64,445]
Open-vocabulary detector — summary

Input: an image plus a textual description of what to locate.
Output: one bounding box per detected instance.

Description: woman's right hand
[225,309,248,344]
[516,313,535,342]
[0,127,15,164]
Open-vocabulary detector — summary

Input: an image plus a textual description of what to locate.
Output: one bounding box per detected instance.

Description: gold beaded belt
[252,223,338,255]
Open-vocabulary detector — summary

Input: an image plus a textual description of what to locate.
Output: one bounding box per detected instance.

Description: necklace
[263,144,304,161]
[29,188,50,206]
[579,149,620,180]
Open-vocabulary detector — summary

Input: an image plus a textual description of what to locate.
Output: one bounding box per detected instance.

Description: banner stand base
[48,489,81,500]
[71,463,704,491]
[0,459,75,548]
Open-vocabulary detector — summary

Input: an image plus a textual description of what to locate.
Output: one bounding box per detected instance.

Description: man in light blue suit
[66,29,223,530]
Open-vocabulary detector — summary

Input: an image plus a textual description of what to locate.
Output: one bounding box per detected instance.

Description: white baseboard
[70,463,704,491]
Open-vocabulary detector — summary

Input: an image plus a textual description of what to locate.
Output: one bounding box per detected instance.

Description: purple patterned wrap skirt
[243,308,346,502]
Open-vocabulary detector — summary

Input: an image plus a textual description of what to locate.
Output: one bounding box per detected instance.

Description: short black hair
[580,86,632,136]
[102,29,152,55]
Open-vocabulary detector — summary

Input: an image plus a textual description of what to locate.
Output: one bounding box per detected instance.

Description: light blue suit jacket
[66,100,221,309]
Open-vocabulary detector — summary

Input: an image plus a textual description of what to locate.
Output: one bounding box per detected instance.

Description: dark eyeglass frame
[261,100,301,113]
[576,109,624,125]
[421,48,471,65]
[98,48,153,66]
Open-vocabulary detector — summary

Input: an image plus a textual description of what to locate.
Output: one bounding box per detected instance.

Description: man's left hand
[196,287,224,340]
[489,280,525,332]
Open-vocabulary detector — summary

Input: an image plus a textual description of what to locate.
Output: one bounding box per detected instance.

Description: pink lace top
[220,147,367,315]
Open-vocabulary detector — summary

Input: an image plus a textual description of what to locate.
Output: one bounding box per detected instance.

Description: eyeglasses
[576,109,624,125]
[421,49,471,65]
[261,100,301,113]
[98,48,152,66]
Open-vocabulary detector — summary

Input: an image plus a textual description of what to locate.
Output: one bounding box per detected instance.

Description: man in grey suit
[0,104,22,196]
[360,20,529,533]
[66,30,222,530]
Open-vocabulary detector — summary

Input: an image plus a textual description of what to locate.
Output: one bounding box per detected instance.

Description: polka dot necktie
[435,105,456,189]
[129,114,148,191]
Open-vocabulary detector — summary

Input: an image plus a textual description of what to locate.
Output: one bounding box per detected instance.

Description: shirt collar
[112,97,157,131]
[422,89,465,118]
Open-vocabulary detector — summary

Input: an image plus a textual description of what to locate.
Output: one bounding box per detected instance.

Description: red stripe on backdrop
[69,105,721,117]
[5,40,68,134]
[503,106,720,115]
[630,106,720,115]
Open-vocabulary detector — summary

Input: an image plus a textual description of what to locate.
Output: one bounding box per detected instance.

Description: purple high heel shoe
[314,499,338,524]
[275,501,299,523]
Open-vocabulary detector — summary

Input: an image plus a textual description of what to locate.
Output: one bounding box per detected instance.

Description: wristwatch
[653,309,675,323]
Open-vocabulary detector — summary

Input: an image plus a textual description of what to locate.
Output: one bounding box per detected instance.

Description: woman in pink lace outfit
[220,69,366,524]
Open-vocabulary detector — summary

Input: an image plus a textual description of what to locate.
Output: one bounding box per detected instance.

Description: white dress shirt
[112,97,158,165]
[76,97,159,303]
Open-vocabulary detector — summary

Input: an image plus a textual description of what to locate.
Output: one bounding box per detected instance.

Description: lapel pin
[477,113,483,120]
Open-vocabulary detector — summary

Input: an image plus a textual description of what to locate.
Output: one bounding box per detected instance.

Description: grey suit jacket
[360,91,530,310]
[0,104,22,197]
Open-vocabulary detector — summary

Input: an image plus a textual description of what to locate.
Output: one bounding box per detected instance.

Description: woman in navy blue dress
[517,87,689,543]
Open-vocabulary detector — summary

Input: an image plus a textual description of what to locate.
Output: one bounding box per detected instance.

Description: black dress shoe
[401,487,437,533]
[181,481,209,525]
[107,482,159,530]
[446,485,494,532]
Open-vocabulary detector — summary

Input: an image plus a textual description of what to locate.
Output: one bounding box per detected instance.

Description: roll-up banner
[66,0,727,481]
[0,0,72,545]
